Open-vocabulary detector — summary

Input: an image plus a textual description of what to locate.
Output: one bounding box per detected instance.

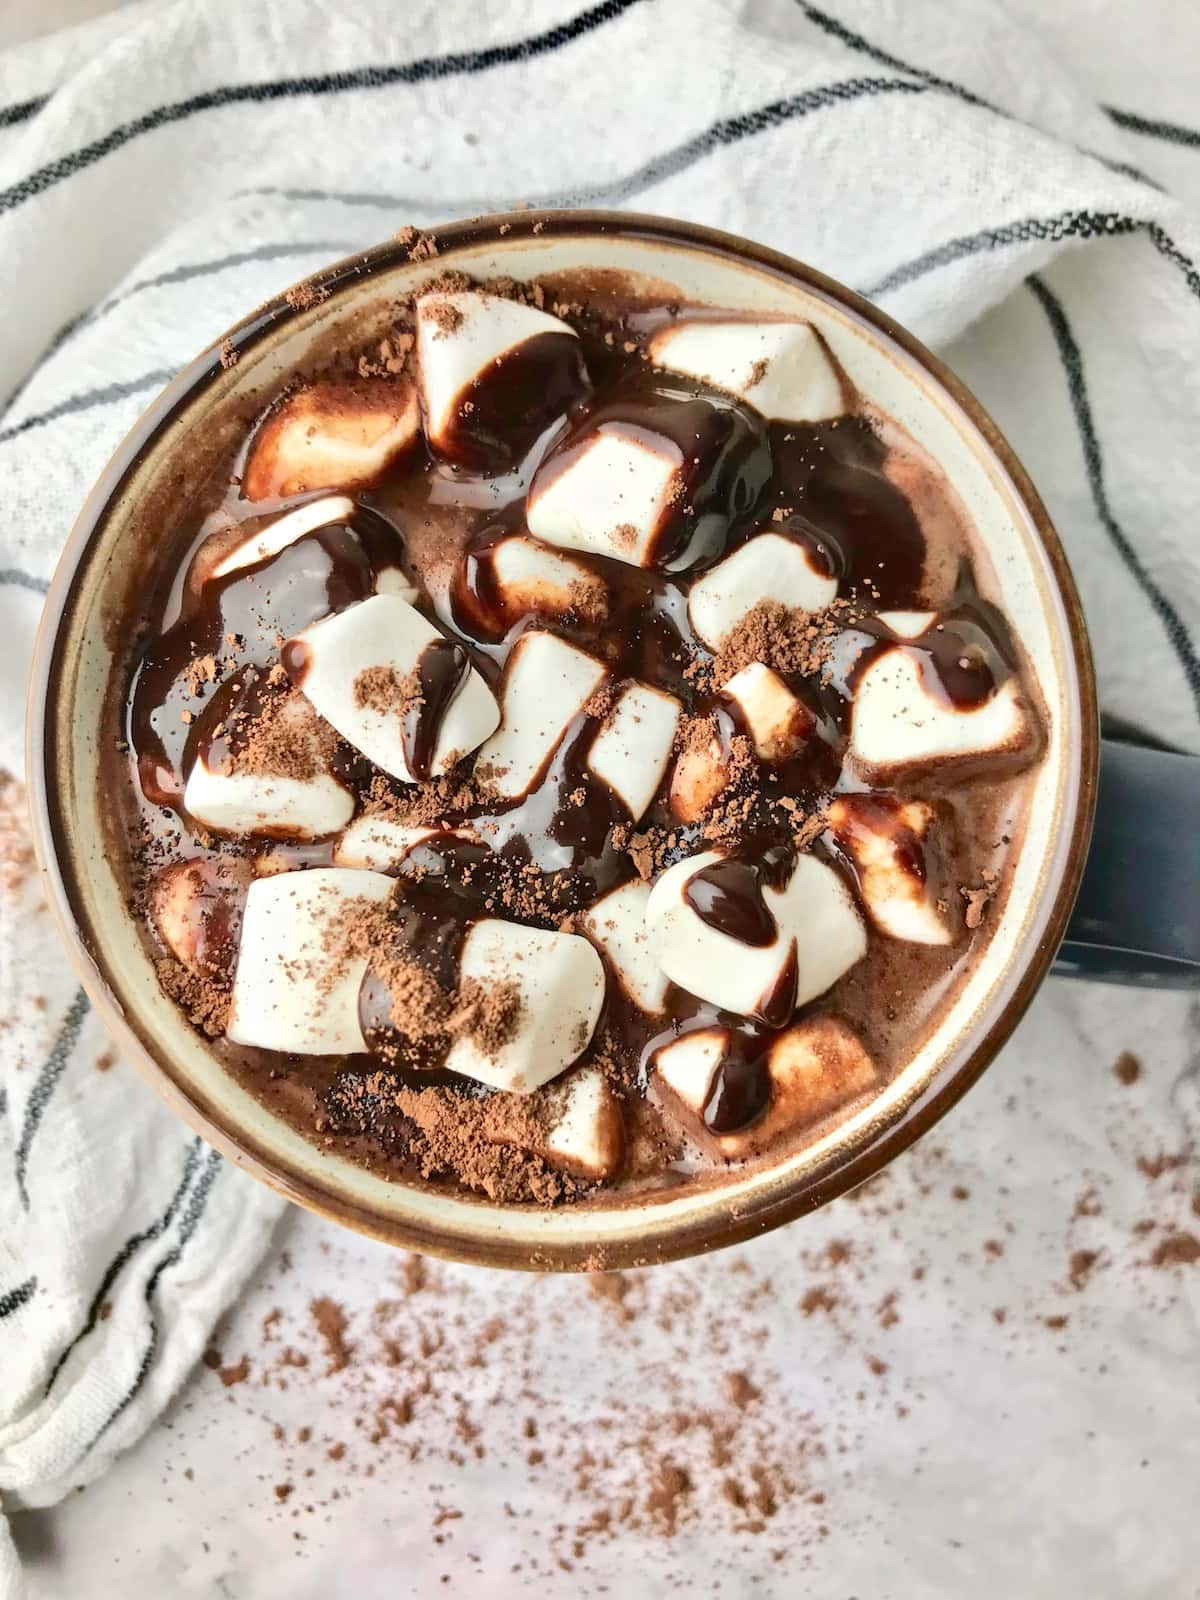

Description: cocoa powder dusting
[155,957,230,1037]
[713,599,846,682]
[0,773,35,896]
[1113,1050,1142,1086]
[235,689,341,782]
[311,1297,353,1374]
[1150,1232,1200,1268]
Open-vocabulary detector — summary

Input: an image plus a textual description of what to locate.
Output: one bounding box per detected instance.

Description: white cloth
[0,0,1197,1594]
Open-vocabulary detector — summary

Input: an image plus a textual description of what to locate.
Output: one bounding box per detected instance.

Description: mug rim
[25,208,1099,1270]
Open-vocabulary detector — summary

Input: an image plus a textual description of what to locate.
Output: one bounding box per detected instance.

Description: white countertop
[13,978,1199,1598]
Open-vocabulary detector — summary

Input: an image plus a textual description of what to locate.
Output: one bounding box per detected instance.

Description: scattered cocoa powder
[1150,1232,1200,1268]
[284,279,330,312]
[588,1272,634,1321]
[1113,1051,1142,1086]
[425,299,463,337]
[799,1285,838,1317]
[645,1461,692,1534]
[328,1071,582,1206]
[1068,1249,1099,1291]
[183,653,218,696]
[724,1372,761,1407]
[0,773,35,896]
[216,1355,252,1388]
[310,1298,353,1374]
[235,689,341,782]
[1137,1151,1190,1181]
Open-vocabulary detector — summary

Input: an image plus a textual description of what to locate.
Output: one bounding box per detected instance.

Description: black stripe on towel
[0,369,175,447]
[862,210,1200,313]
[2,239,355,426]
[43,1138,205,1396]
[88,1149,224,1447]
[0,95,48,130]
[239,76,927,218]
[795,1,1156,189]
[863,209,1142,298]
[0,0,643,218]
[0,569,49,594]
[1028,274,1200,720]
[14,988,90,1210]
[0,1276,37,1319]
[1105,107,1200,150]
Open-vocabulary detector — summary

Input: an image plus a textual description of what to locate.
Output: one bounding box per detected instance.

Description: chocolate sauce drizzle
[130,508,405,807]
[529,375,773,571]
[683,843,794,947]
[702,1029,775,1134]
[403,638,471,781]
[438,330,590,473]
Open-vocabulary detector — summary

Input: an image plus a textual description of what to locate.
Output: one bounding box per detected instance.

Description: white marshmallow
[416,290,579,459]
[581,878,670,1014]
[475,630,607,799]
[482,1066,624,1181]
[827,796,950,945]
[646,850,787,1020]
[587,682,681,822]
[287,593,499,783]
[242,379,419,501]
[653,1027,726,1119]
[540,1068,625,1180]
[444,919,605,1094]
[688,532,838,650]
[527,429,679,569]
[150,857,254,974]
[375,567,420,603]
[208,495,356,581]
[849,648,1029,773]
[877,609,937,639]
[648,319,844,422]
[332,816,473,871]
[184,760,354,840]
[646,849,866,1020]
[228,867,393,1054]
[668,732,730,823]
[654,1017,878,1156]
[487,534,606,625]
[183,689,353,840]
[758,1017,879,1142]
[721,662,812,762]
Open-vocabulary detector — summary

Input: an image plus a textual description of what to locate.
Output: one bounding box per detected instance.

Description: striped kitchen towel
[1,0,1198,1592]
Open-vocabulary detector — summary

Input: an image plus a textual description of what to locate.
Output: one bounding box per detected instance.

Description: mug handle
[1054,735,1200,986]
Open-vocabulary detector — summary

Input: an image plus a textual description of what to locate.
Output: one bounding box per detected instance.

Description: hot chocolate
[110,264,1044,1207]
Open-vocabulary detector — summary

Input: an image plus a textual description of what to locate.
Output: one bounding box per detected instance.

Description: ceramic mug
[25,211,1194,1272]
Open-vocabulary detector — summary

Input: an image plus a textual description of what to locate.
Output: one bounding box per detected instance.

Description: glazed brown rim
[25,209,1099,1270]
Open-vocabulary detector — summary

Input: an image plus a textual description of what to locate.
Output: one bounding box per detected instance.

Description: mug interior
[27,213,1095,1269]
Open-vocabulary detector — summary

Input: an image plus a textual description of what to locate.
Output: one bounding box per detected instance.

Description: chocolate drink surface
[111,269,1044,1207]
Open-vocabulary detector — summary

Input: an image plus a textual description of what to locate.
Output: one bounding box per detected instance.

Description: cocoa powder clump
[713,600,846,681]
[234,689,341,782]
[155,958,230,1037]
[310,1297,353,1373]
[353,664,419,718]
[326,1071,584,1206]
